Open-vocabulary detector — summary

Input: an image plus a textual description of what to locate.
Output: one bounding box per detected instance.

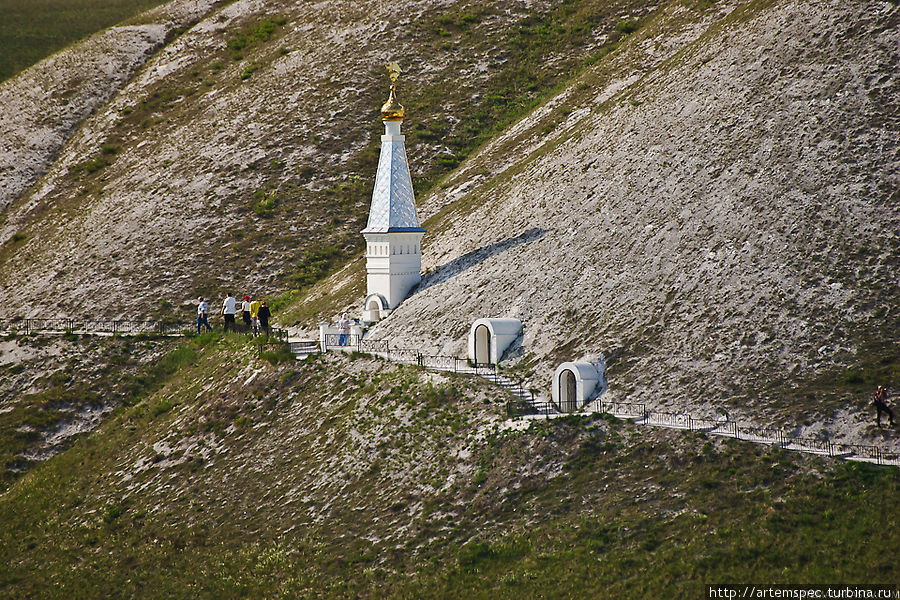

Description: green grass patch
[227,15,287,61]
[0,0,172,82]
[259,342,294,365]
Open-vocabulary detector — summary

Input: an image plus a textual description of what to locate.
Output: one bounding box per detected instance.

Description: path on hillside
[302,337,900,467]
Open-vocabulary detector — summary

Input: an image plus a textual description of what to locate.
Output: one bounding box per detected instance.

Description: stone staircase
[462,366,556,415]
[301,336,556,415]
[290,340,319,359]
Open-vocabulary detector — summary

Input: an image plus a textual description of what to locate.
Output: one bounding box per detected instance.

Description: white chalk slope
[369,0,899,444]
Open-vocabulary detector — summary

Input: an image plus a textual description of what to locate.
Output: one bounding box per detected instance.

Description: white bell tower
[362,63,425,323]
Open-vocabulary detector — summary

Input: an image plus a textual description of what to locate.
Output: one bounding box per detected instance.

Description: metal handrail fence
[256,340,288,358]
[733,424,786,445]
[418,354,461,371]
[387,347,420,364]
[0,318,194,335]
[782,437,837,455]
[596,401,647,419]
[358,338,390,354]
[322,333,360,350]
[322,337,899,465]
[507,398,555,418]
[1,317,287,341]
[836,443,898,465]
[643,411,694,430]
[592,401,897,465]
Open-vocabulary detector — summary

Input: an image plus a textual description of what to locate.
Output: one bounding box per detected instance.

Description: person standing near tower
[338,313,351,346]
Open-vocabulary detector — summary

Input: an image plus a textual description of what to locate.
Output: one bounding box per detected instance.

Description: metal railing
[418,354,463,371]
[358,338,390,354]
[387,347,420,364]
[318,335,900,466]
[595,401,646,418]
[0,318,193,335]
[256,340,288,358]
[507,398,555,418]
[324,336,538,410]
[588,401,898,465]
[322,333,360,350]
[0,317,287,341]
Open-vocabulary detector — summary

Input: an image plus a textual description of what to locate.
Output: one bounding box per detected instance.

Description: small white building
[361,68,425,323]
[552,362,602,413]
[467,318,522,365]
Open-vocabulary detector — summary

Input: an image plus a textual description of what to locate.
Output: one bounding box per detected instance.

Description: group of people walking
[196,293,271,335]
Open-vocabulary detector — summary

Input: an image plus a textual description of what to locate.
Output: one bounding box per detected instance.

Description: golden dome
[381,85,404,121]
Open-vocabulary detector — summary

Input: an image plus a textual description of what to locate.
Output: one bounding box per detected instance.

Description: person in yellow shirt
[249,298,262,336]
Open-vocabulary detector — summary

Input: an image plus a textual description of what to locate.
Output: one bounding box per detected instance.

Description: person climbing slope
[873,385,894,428]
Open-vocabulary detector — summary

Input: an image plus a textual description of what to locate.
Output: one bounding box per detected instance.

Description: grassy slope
[1,0,897,595]
[0,333,187,491]
[0,336,897,598]
[0,0,172,82]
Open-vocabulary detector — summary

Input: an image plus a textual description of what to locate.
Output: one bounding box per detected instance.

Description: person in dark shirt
[874,385,894,427]
[257,301,271,336]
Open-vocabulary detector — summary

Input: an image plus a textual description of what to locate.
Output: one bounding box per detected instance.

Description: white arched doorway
[467,318,522,365]
[362,293,389,325]
[560,369,577,413]
[552,362,602,413]
[474,324,491,365]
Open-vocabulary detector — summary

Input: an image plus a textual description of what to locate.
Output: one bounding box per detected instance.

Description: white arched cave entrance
[362,293,389,325]
[552,362,601,413]
[467,318,522,365]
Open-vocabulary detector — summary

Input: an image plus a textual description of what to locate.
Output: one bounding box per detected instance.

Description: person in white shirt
[222,293,237,332]
[338,313,351,346]
[241,295,252,332]
[197,297,211,333]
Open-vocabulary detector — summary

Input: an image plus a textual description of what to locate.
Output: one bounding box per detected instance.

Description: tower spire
[361,63,426,323]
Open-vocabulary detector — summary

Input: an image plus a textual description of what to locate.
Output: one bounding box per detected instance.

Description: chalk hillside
[300,0,900,446]
[0,0,898,447]
[1,1,899,597]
